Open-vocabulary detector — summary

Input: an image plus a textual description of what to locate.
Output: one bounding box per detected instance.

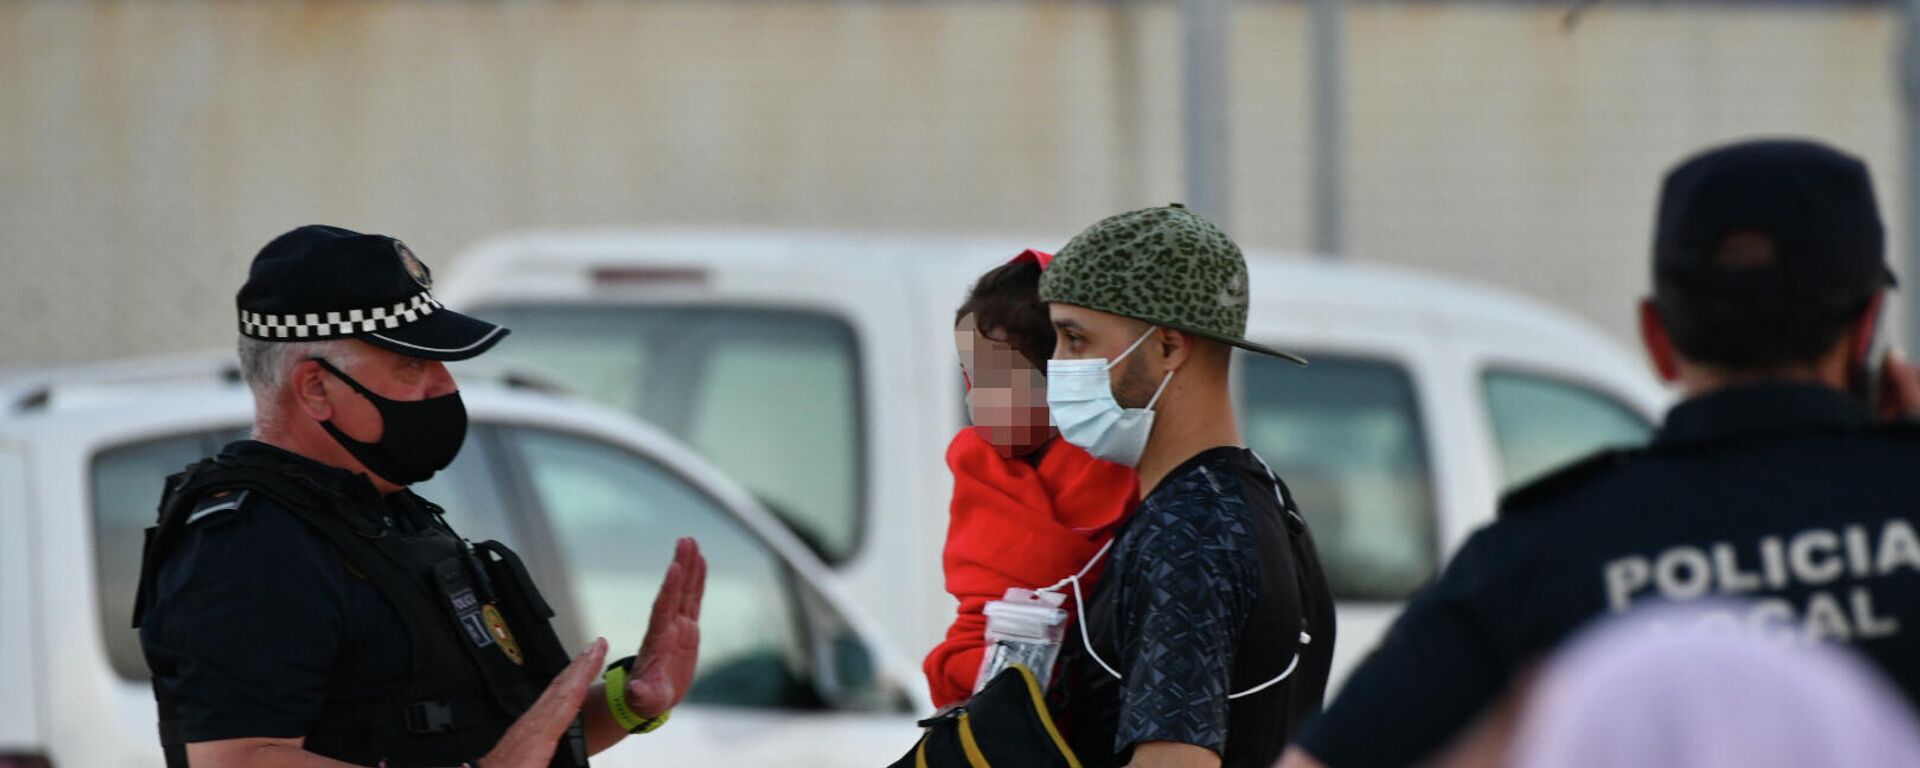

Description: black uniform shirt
[1066,447,1336,768]
[139,441,429,744]
[1299,384,1920,767]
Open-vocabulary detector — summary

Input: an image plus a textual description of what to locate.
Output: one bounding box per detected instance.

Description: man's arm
[140,508,358,763]
[1101,500,1257,765]
[1290,526,1520,767]
[185,639,613,768]
[582,538,706,755]
[1128,741,1223,768]
[185,737,354,768]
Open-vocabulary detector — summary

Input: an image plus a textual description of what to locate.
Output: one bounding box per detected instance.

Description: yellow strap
[1012,665,1084,768]
[916,736,930,768]
[602,662,671,734]
[957,712,991,768]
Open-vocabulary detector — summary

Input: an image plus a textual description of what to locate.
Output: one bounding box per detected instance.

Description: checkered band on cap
[238,291,444,341]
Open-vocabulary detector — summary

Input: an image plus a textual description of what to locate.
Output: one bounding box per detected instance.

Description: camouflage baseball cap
[1039,204,1308,366]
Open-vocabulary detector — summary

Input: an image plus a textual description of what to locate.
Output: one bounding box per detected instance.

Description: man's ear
[1639,299,1681,383]
[1156,326,1194,372]
[289,359,336,422]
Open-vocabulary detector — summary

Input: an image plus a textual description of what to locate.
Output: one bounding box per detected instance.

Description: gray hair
[236,336,361,434]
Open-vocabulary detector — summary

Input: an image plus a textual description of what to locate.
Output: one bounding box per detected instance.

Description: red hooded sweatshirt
[923,428,1137,709]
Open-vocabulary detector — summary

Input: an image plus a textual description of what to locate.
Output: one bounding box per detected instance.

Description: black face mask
[310,357,467,487]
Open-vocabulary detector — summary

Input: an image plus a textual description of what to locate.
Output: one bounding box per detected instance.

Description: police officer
[1280,140,1920,768]
[133,225,708,768]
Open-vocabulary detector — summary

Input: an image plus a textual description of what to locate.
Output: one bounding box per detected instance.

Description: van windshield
[471,305,865,563]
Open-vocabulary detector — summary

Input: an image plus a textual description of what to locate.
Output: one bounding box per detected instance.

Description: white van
[0,356,927,768]
[436,229,1672,691]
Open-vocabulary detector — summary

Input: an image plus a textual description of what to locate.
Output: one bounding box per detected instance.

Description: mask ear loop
[1105,326,1161,371]
[1108,325,1177,412]
[310,357,387,403]
[1225,649,1306,700]
[1037,539,1124,680]
[1143,369,1175,412]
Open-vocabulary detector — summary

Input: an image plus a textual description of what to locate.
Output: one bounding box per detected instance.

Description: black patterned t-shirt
[1062,446,1336,768]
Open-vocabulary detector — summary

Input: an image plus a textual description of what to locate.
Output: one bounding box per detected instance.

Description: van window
[92,432,220,679]
[1484,371,1653,489]
[501,426,893,711]
[1238,353,1436,601]
[91,427,504,680]
[475,306,864,564]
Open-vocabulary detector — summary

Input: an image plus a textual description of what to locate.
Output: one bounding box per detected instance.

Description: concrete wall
[0,0,1903,366]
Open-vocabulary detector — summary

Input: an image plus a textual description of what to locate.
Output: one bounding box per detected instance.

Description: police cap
[1654,138,1894,299]
[235,225,509,361]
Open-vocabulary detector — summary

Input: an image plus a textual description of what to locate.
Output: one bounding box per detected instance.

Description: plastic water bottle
[973,587,1070,695]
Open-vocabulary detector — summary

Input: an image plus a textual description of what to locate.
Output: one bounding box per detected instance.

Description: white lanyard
[1038,452,1312,700]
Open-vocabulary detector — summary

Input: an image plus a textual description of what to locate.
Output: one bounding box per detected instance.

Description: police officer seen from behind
[133,226,707,768]
[1281,139,1920,768]
[1041,205,1337,768]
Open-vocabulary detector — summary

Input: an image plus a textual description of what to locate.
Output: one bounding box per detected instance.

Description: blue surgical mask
[1045,326,1174,467]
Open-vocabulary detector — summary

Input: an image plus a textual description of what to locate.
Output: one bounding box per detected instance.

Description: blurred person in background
[1507,602,1920,768]
[924,249,1139,709]
[132,226,706,768]
[1042,205,1336,768]
[1281,139,1920,768]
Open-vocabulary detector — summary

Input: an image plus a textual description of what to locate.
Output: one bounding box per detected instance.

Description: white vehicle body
[0,357,928,768]
[437,228,1673,693]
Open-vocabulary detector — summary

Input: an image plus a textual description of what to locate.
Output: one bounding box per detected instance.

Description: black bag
[888,665,1082,768]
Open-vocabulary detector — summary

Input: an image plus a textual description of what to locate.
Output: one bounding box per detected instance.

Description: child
[923,249,1138,709]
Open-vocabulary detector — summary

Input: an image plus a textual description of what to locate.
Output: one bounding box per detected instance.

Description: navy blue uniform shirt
[1066,446,1336,768]
[139,441,428,744]
[1299,384,1920,767]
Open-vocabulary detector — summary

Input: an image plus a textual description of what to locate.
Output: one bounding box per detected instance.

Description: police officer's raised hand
[478,637,609,768]
[624,537,707,717]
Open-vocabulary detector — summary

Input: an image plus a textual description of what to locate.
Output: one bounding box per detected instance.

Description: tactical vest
[132,450,590,768]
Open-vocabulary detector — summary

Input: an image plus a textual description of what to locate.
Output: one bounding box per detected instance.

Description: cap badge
[395,241,432,290]
[1218,273,1247,308]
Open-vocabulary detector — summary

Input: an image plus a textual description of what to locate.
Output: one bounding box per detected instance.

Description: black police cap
[236,225,509,361]
[1654,138,1894,298]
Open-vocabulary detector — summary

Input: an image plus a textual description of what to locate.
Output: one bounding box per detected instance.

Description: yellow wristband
[603,661,671,734]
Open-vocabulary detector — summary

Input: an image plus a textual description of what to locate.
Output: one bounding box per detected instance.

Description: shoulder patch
[1497,448,1640,519]
[185,489,251,526]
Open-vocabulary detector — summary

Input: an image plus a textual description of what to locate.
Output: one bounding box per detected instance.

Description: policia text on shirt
[1602,519,1918,641]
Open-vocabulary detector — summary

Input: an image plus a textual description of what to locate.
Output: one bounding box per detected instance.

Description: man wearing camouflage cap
[1040,205,1336,768]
